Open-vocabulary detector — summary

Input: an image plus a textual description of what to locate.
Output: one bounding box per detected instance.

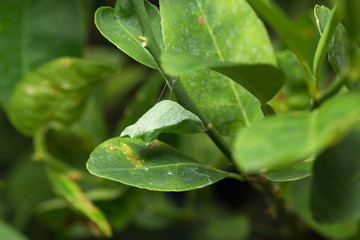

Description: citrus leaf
[95,1,162,69]
[266,160,313,182]
[47,167,112,237]
[121,100,205,144]
[161,52,284,103]
[0,0,84,108]
[311,129,360,223]
[160,0,277,134]
[8,57,114,136]
[87,137,229,191]
[315,5,349,74]
[233,91,360,173]
[286,178,358,239]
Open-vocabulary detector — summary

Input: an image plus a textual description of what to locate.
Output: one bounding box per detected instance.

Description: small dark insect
[197,16,204,25]
[148,141,161,148]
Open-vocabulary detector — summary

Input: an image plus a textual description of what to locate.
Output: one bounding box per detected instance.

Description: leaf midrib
[197,1,250,126]
[91,161,226,174]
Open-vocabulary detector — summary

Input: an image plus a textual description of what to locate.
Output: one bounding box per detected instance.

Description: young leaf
[233,91,360,173]
[315,5,349,74]
[161,52,284,103]
[95,1,163,69]
[0,0,84,108]
[121,100,205,144]
[286,178,358,239]
[266,160,313,182]
[160,0,277,134]
[87,137,229,191]
[0,219,28,240]
[47,167,112,237]
[8,57,114,136]
[311,129,360,223]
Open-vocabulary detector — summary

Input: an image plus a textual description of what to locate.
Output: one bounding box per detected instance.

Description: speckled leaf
[286,178,358,239]
[233,91,360,173]
[160,0,277,134]
[95,1,163,69]
[47,167,112,237]
[266,160,313,182]
[161,52,284,103]
[87,137,229,191]
[315,5,349,74]
[8,57,114,136]
[0,0,84,108]
[121,100,205,144]
[311,130,360,223]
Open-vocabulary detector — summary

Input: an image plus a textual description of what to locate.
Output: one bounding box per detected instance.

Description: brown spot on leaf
[109,145,117,151]
[119,142,144,167]
[197,16,204,25]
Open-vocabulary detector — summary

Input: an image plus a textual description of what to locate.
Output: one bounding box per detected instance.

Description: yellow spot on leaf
[119,142,144,167]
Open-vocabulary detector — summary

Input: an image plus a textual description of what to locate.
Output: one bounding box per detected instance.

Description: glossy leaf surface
[161,52,284,103]
[315,5,349,74]
[266,160,313,182]
[311,130,360,222]
[160,0,276,134]
[87,137,229,191]
[286,178,358,239]
[121,100,205,144]
[47,167,112,237]
[95,1,162,69]
[0,0,84,108]
[8,57,113,136]
[233,91,360,173]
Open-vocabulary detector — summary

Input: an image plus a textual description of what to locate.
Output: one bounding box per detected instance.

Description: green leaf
[0,219,28,240]
[266,160,313,182]
[315,5,349,74]
[311,129,360,223]
[0,0,85,108]
[121,100,205,144]
[87,137,229,191]
[47,166,112,237]
[7,57,114,136]
[286,178,358,239]
[160,0,277,134]
[246,0,309,62]
[233,91,360,173]
[95,1,162,69]
[161,52,284,103]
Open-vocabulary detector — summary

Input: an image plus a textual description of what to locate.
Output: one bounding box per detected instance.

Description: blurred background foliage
[0,0,351,239]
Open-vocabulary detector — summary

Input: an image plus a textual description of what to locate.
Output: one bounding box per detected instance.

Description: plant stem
[33,128,72,172]
[131,0,233,161]
[312,71,348,109]
[227,172,245,181]
[313,3,342,85]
